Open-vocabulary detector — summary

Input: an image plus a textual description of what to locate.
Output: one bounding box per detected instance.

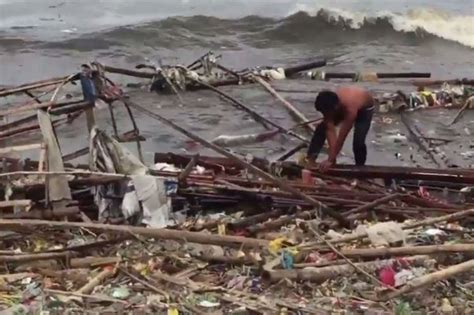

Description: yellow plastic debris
[217,223,226,235]
[268,238,299,256]
[33,239,47,252]
[440,298,455,314]
[167,307,179,315]
[269,237,287,255]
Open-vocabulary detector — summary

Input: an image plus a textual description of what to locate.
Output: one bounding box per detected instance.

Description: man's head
[315,90,339,115]
[81,64,92,76]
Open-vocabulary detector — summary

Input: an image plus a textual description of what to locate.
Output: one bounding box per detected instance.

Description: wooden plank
[37,110,72,202]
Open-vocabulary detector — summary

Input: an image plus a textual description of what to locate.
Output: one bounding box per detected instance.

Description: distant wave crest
[1,8,473,51]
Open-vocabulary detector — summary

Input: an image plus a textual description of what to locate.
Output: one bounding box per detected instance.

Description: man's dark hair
[315,90,339,114]
[81,64,91,69]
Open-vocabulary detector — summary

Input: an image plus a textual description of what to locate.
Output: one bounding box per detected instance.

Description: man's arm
[328,113,356,161]
[325,117,338,161]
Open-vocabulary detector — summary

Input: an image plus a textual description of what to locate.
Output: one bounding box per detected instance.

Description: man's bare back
[336,86,373,117]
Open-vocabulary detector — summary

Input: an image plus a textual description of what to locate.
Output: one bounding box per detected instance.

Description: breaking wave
[2,8,473,51]
[284,7,474,48]
[100,8,474,49]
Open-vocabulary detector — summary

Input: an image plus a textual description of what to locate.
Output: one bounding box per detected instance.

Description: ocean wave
[101,8,474,49]
[1,7,472,52]
[285,7,474,48]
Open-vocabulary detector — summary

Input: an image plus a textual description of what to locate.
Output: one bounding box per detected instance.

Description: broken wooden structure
[0,52,473,313]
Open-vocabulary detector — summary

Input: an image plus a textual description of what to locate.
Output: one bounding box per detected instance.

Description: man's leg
[353,109,373,166]
[307,122,326,161]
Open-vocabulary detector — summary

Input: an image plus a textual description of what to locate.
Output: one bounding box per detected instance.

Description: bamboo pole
[278,143,308,161]
[76,268,115,295]
[0,219,269,248]
[0,100,88,117]
[70,257,121,268]
[103,65,155,78]
[0,200,33,209]
[119,267,169,299]
[322,72,431,80]
[0,170,129,180]
[450,97,472,125]
[401,112,447,168]
[62,147,89,162]
[253,76,315,134]
[178,154,199,183]
[45,289,127,305]
[0,251,74,263]
[125,99,349,227]
[228,208,288,230]
[0,143,43,155]
[187,77,308,143]
[121,99,144,163]
[50,74,75,103]
[0,207,79,220]
[0,76,71,98]
[107,103,119,137]
[0,114,37,132]
[404,208,474,229]
[339,244,474,259]
[247,209,320,234]
[412,78,474,87]
[343,193,401,216]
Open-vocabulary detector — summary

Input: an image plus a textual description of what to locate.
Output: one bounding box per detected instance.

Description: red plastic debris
[379,266,396,287]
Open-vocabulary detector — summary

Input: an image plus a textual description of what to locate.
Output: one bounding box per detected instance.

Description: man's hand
[306,158,318,169]
[319,158,335,173]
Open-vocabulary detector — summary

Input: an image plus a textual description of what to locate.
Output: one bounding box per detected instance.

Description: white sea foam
[288,5,474,48]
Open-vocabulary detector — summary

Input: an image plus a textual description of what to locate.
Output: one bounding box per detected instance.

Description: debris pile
[0,52,473,313]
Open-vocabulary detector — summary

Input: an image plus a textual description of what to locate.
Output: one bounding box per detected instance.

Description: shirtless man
[306,86,374,172]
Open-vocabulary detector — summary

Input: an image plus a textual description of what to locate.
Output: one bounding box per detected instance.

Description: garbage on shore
[0,52,473,314]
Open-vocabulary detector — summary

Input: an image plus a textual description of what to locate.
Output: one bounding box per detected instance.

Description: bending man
[307,86,374,172]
